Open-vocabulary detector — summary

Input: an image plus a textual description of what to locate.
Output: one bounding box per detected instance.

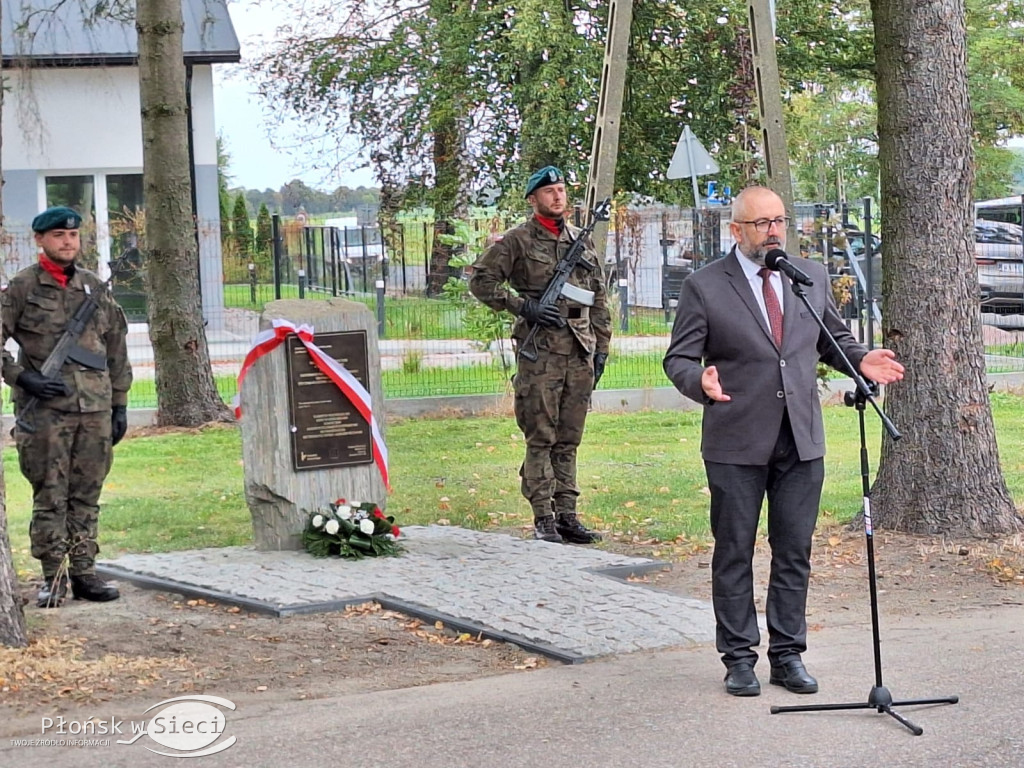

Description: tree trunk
[137,0,232,426]
[869,0,1022,535]
[426,118,469,297]
[0,460,28,648]
[371,151,407,293]
[0,0,28,644]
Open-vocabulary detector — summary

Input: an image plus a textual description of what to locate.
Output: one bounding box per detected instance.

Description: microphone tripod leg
[772,687,957,735]
[770,701,876,714]
[882,707,924,736]
[770,700,924,735]
[891,695,960,707]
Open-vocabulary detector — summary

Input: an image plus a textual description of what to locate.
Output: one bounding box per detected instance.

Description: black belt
[564,307,586,320]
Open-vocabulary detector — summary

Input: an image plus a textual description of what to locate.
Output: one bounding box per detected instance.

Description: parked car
[842,227,882,260]
[833,220,1024,316]
[847,250,883,302]
[976,219,1024,314]
[828,226,882,303]
[975,197,1023,227]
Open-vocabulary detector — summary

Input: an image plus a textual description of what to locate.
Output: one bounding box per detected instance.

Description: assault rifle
[16,253,132,434]
[519,197,612,363]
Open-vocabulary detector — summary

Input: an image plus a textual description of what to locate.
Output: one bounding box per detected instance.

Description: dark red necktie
[758,267,783,347]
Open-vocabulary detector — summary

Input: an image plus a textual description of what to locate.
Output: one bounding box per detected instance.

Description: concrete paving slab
[97,525,716,663]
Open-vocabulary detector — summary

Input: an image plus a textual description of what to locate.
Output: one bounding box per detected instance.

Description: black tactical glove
[16,371,71,400]
[520,298,564,328]
[111,405,128,446]
[593,352,609,388]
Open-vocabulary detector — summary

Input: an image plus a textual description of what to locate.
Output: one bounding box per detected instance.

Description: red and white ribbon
[234,318,390,490]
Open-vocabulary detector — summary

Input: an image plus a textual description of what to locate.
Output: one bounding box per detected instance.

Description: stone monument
[239,298,388,550]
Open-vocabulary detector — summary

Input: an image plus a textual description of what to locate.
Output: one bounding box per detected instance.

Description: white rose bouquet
[302,499,403,559]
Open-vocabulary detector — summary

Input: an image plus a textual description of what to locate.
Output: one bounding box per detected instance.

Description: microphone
[764,249,814,287]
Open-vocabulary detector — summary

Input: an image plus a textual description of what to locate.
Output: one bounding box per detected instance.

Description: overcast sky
[214,0,376,192]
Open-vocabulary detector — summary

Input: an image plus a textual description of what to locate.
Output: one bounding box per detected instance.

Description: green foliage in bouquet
[302,499,403,559]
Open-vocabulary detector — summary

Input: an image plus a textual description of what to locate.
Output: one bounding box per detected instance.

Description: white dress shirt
[737,250,785,327]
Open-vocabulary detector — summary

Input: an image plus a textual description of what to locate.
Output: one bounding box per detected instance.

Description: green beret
[32,206,82,233]
[524,166,565,198]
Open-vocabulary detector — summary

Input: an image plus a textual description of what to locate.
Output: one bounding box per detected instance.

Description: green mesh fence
[108,289,1024,412]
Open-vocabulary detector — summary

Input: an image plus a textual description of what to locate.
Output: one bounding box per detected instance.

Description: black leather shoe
[724,663,761,697]
[70,574,120,602]
[533,516,563,543]
[769,660,819,694]
[37,575,69,608]
[555,512,602,544]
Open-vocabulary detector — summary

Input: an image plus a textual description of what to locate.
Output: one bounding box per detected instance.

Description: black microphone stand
[769,278,958,735]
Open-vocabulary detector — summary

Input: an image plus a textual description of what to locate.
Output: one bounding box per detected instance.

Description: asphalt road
[4,604,1022,768]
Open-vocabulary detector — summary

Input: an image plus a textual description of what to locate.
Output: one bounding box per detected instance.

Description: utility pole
[584,0,634,258]
[747,0,799,254]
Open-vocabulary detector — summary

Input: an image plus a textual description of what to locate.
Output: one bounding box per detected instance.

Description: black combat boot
[37,574,69,608]
[533,515,563,543]
[555,512,602,544]
[70,574,120,602]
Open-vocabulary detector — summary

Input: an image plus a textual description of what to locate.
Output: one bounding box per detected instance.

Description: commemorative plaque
[285,330,372,471]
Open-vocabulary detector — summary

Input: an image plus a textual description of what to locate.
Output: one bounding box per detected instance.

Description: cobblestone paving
[99,526,716,660]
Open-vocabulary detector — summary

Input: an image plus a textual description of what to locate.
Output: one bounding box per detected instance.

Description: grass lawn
[5,392,1024,576]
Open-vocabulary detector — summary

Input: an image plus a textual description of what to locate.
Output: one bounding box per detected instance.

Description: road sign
[666,126,719,179]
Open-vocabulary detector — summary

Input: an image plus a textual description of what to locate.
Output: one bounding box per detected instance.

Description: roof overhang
[1,0,241,68]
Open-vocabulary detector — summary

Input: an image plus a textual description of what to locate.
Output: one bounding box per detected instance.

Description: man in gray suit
[664,186,904,697]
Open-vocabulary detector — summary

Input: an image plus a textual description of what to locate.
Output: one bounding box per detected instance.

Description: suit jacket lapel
[723,248,776,347]
[780,272,799,351]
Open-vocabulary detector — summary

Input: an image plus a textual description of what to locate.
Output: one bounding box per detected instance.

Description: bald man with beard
[664,186,904,697]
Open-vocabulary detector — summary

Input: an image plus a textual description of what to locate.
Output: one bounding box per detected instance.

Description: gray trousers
[704,413,824,668]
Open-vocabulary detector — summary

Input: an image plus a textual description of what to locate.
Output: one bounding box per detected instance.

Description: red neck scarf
[534,214,563,238]
[39,255,70,288]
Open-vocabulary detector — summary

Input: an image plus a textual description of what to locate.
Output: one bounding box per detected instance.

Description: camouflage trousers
[513,347,595,518]
[14,408,113,577]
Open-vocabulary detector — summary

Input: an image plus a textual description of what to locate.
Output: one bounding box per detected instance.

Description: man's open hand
[701,365,731,402]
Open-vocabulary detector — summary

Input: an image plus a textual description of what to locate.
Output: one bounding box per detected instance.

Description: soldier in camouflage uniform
[1,206,133,607]
[469,166,611,544]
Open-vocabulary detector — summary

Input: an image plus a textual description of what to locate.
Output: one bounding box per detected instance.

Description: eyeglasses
[735,216,792,233]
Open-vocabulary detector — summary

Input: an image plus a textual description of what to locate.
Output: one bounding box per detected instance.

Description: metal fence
[5,204,1020,412]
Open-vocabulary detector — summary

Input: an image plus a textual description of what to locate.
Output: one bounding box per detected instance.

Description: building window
[107,174,147,322]
[45,175,98,270]
[107,173,145,252]
[107,174,144,225]
[45,175,96,216]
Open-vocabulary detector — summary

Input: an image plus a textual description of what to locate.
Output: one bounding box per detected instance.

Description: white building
[1,0,240,325]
